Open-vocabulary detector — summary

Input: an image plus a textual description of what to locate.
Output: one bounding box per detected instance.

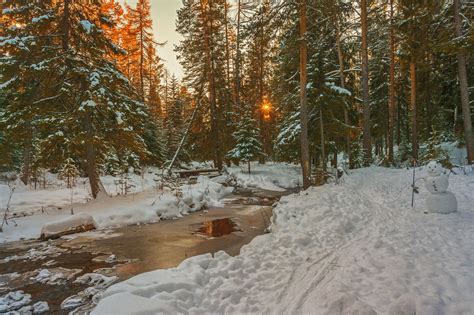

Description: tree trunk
[200,0,223,170]
[62,0,71,51]
[234,0,242,110]
[320,108,326,171]
[361,0,372,164]
[139,13,145,102]
[334,10,351,167]
[223,1,231,89]
[388,0,396,165]
[20,144,31,185]
[299,0,311,189]
[248,161,251,174]
[455,0,474,164]
[84,114,102,199]
[410,62,418,161]
[258,10,266,164]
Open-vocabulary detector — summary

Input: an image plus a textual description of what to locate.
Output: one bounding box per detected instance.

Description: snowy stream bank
[94,167,474,314]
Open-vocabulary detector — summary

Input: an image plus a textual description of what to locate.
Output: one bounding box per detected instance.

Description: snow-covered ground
[1,169,159,217]
[0,163,301,243]
[0,171,233,243]
[93,166,474,314]
[225,162,302,191]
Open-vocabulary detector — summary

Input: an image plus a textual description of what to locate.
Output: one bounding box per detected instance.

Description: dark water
[0,188,295,314]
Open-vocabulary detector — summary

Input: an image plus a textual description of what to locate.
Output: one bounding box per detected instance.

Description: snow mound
[0,244,67,263]
[40,213,97,240]
[0,290,32,313]
[31,267,81,285]
[74,273,117,289]
[227,163,302,191]
[93,167,474,314]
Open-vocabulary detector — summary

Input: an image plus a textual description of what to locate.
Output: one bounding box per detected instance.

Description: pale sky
[122,0,184,78]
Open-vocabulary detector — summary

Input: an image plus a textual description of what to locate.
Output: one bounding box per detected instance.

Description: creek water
[0,187,295,314]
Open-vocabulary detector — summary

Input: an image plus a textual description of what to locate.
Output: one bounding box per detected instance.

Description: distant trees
[272,0,472,178]
[1,0,472,190]
[176,0,231,170]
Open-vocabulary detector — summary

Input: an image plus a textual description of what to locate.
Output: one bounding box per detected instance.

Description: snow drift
[226,163,302,191]
[40,213,97,240]
[93,167,474,314]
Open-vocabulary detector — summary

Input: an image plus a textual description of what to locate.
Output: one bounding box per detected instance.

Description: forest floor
[93,166,474,315]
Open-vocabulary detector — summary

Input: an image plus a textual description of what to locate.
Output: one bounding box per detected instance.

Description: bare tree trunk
[224,1,231,88]
[361,0,372,164]
[20,144,31,185]
[320,108,326,171]
[139,13,145,102]
[84,114,102,199]
[455,0,474,164]
[410,62,418,161]
[62,0,71,51]
[234,0,242,110]
[167,85,204,175]
[334,7,351,167]
[258,6,266,164]
[200,0,223,170]
[299,0,311,189]
[388,0,396,164]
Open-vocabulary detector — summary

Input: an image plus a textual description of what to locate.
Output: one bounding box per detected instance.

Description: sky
[121,0,184,78]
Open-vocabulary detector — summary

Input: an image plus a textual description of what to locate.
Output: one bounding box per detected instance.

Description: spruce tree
[59,158,80,189]
[1,0,148,198]
[227,108,264,173]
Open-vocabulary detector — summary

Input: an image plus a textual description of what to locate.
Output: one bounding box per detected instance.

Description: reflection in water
[196,218,239,237]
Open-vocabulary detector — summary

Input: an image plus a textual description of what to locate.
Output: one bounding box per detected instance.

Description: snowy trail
[93,167,474,314]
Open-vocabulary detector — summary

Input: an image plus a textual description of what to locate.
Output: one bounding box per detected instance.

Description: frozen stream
[0,188,294,314]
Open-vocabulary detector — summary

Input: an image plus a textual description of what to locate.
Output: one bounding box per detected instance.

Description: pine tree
[176,0,229,170]
[59,158,80,189]
[227,109,264,173]
[123,0,154,101]
[1,0,148,198]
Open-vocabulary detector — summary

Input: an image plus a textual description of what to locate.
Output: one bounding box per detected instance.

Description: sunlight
[261,96,272,121]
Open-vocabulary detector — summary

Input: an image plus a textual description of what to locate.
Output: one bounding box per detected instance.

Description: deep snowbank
[226,163,302,191]
[0,175,233,243]
[1,169,159,217]
[93,166,474,314]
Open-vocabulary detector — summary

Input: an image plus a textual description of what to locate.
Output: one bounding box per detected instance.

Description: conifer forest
[1,0,473,191]
[0,1,473,314]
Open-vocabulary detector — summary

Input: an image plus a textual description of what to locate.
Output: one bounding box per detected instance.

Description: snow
[31,267,81,285]
[325,81,352,96]
[79,99,97,110]
[80,20,95,34]
[0,244,67,263]
[74,273,117,289]
[40,213,97,239]
[31,15,50,23]
[226,162,302,191]
[0,290,32,313]
[0,170,233,243]
[93,166,474,314]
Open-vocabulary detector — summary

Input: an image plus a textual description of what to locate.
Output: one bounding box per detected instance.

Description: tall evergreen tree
[227,107,264,174]
[1,0,148,198]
